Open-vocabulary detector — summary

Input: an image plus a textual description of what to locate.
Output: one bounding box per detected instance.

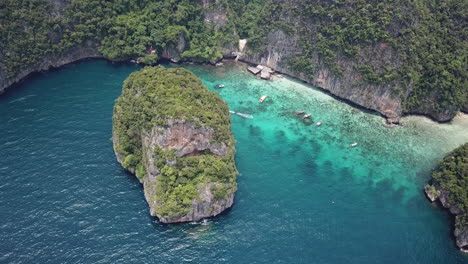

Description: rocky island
[425,143,468,252]
[112,66,237,223]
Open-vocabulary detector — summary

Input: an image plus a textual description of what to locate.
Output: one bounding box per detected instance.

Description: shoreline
[1,55,465,125]
[220,59,467,125]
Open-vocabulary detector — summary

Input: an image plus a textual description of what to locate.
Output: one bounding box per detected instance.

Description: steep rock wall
[1,0,462,123]
[112,67,237,223]
[425,184,468,252]
[0,41,102,95]
[139,120,234,223]
[237,30,403,121]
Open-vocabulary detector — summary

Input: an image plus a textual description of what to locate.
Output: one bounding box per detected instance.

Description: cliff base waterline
[1,60,468,263]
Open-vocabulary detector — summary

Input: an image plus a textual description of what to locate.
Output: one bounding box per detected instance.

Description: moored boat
[303,113,311,119]
[316,120,322,127]
[259,95,268,103]
[296,110,305,115]
[348,142,358,148]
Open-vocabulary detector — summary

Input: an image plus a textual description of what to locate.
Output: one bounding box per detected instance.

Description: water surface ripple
[1,60,467,263]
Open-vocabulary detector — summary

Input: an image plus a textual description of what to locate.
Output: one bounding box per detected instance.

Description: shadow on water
[301,159,318,184]
[288,144,302,157]
[275,129,287,142]
[308,139,322,155]
[248,124,264,139]
[320,160,334,177]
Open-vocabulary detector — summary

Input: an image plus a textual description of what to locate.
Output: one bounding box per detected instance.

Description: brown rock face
[153,120,228,157]
[114,119,235,223]
[237,30,403,120]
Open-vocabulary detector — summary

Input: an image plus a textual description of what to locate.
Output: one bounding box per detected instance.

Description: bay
[0,60,467,263]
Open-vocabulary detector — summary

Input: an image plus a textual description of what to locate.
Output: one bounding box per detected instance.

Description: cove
[0,60,467,263]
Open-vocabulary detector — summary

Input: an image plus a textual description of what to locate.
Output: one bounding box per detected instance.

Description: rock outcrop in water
[112,66,237,223]
[424,143,468,252]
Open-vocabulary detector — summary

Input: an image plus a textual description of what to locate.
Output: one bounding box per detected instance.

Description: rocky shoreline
[112,67,237,223]
[2,46,465,126]
[0,41,103,96]
[425,185,468,252]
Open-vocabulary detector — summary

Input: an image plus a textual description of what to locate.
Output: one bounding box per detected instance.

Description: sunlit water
[0,60,467,263]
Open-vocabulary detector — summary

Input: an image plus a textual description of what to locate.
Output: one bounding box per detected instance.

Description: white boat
[236,112,253,119]
[229,110,253,119]
[348,142,358,148]
[259,95,268,103]
[316,121,322,127]
[303,113,311,119]
[216,84,225,89]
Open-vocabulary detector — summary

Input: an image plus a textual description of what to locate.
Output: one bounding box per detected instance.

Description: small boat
[316,120,322,127]
[259,95,268,103]
[236,112,253,119]
[296,110,305,115]
[215,62,224,67]
[348,142,358,148]
[303,113,311,119]
[216,84,225,89]
[229,110,253,119]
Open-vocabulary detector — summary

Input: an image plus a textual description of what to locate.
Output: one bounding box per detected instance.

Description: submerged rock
[112,66,237,223]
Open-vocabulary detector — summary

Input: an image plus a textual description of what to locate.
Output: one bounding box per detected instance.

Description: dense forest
[113,67,237,217]
[430,143,468,234]
[0,0,230,77]
[0,0,467,118]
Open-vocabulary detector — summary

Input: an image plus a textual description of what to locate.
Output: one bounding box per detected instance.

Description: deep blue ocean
[1,60,468,263]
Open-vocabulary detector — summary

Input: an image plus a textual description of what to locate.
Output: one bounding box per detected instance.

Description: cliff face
[424,143,468,252]
[1,0,464,123]
[138,120,234,223]
[112,67,237,223]
[236,30,403,121]
[0,41,102,95]
[425,184,468,252]
[203,0,466,122]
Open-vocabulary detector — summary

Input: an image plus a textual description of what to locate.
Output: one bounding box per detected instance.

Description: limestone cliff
[0,41,102,95]
[236,30,403,122]
[203,0,466,123]
[112,66,237,223]
[1,0,465,123]
[425,184,468,252]
[424,143,468,252]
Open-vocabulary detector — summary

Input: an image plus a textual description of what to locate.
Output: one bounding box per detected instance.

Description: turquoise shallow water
[1,60,468,263]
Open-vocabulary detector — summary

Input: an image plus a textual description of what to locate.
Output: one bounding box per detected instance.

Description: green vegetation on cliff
[0,0,225,78]
[1,0,467,119]
[113,67,237,217]
[431,143,468,231]
[226,0,467,117]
